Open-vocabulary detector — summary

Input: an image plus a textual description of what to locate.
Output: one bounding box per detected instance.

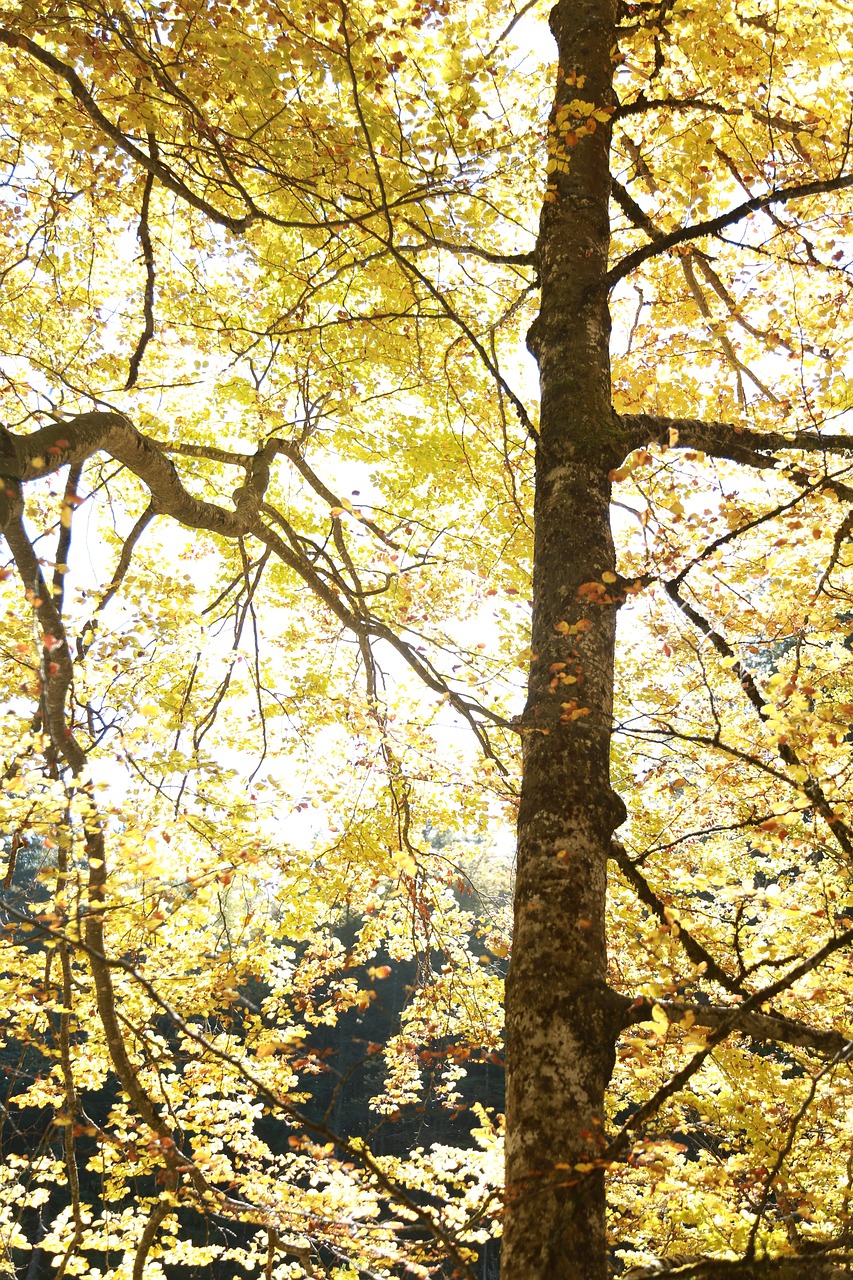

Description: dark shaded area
[0,837,505,1278]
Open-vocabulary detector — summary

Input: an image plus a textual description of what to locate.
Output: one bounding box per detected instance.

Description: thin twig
[125,133,158,389]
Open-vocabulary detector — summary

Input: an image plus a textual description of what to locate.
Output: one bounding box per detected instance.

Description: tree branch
[0,27,417,239]
[621,413,853,468]
[132,1184,177,1280]
[663,578,853,860]
[0,28,254,234]
[622,995,852,1059]
[0,894,480,1280]
[607,171,853,285]
[125,138,158,390]
[603,921,853,1160]
[612,176,661,241]
[609,840,744,995]
[624,1252,853,1279]
[94,503,156,620]
[0,413,247,537]
[52,463,81,616]
[399,222,537,268]
[815,506,853,598]
[612,181,785,398]
[679,254,778,404]
[615,94,820,137]
[1,416,513,764]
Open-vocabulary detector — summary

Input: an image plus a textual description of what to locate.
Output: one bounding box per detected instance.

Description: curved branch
[0,520,335,1236]
[1,413,247,536]
[0,27,254,234]
[1,515,199,1158]
[2,415,513,758]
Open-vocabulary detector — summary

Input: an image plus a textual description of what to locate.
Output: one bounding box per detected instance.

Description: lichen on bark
[503,2,630,1276]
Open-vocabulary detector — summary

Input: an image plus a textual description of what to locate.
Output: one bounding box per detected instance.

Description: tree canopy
[1,0,853,1278]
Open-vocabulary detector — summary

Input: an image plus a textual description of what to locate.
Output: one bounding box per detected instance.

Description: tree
[0,0,853,1277]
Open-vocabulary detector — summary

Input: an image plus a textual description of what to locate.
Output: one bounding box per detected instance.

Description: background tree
[0,1,853,1279]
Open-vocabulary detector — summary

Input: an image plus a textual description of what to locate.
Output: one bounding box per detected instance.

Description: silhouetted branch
[125,137,158,390]
[608,171,853,284]
[609,840,744,994]
[621,413,853,467]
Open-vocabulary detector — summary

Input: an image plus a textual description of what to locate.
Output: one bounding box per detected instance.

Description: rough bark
[503,3,626,1277]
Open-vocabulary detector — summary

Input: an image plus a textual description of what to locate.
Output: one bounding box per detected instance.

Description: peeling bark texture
[504,2,626,1277]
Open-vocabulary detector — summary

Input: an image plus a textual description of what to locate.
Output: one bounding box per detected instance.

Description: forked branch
[621,995,852,1059]
[608,171,853,284]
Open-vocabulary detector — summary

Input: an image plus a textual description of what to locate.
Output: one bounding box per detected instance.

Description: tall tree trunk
[504,2,626,1277]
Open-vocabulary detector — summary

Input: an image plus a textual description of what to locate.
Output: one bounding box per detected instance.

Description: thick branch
[0,413,247,537]
[132,1190,176,1280]
[611,176,661,241]
[0,520,316,1232]
[622,996,852,1059]
[625,1254,853,1279]
[2,516,182,1137]
[621,413,853,467]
